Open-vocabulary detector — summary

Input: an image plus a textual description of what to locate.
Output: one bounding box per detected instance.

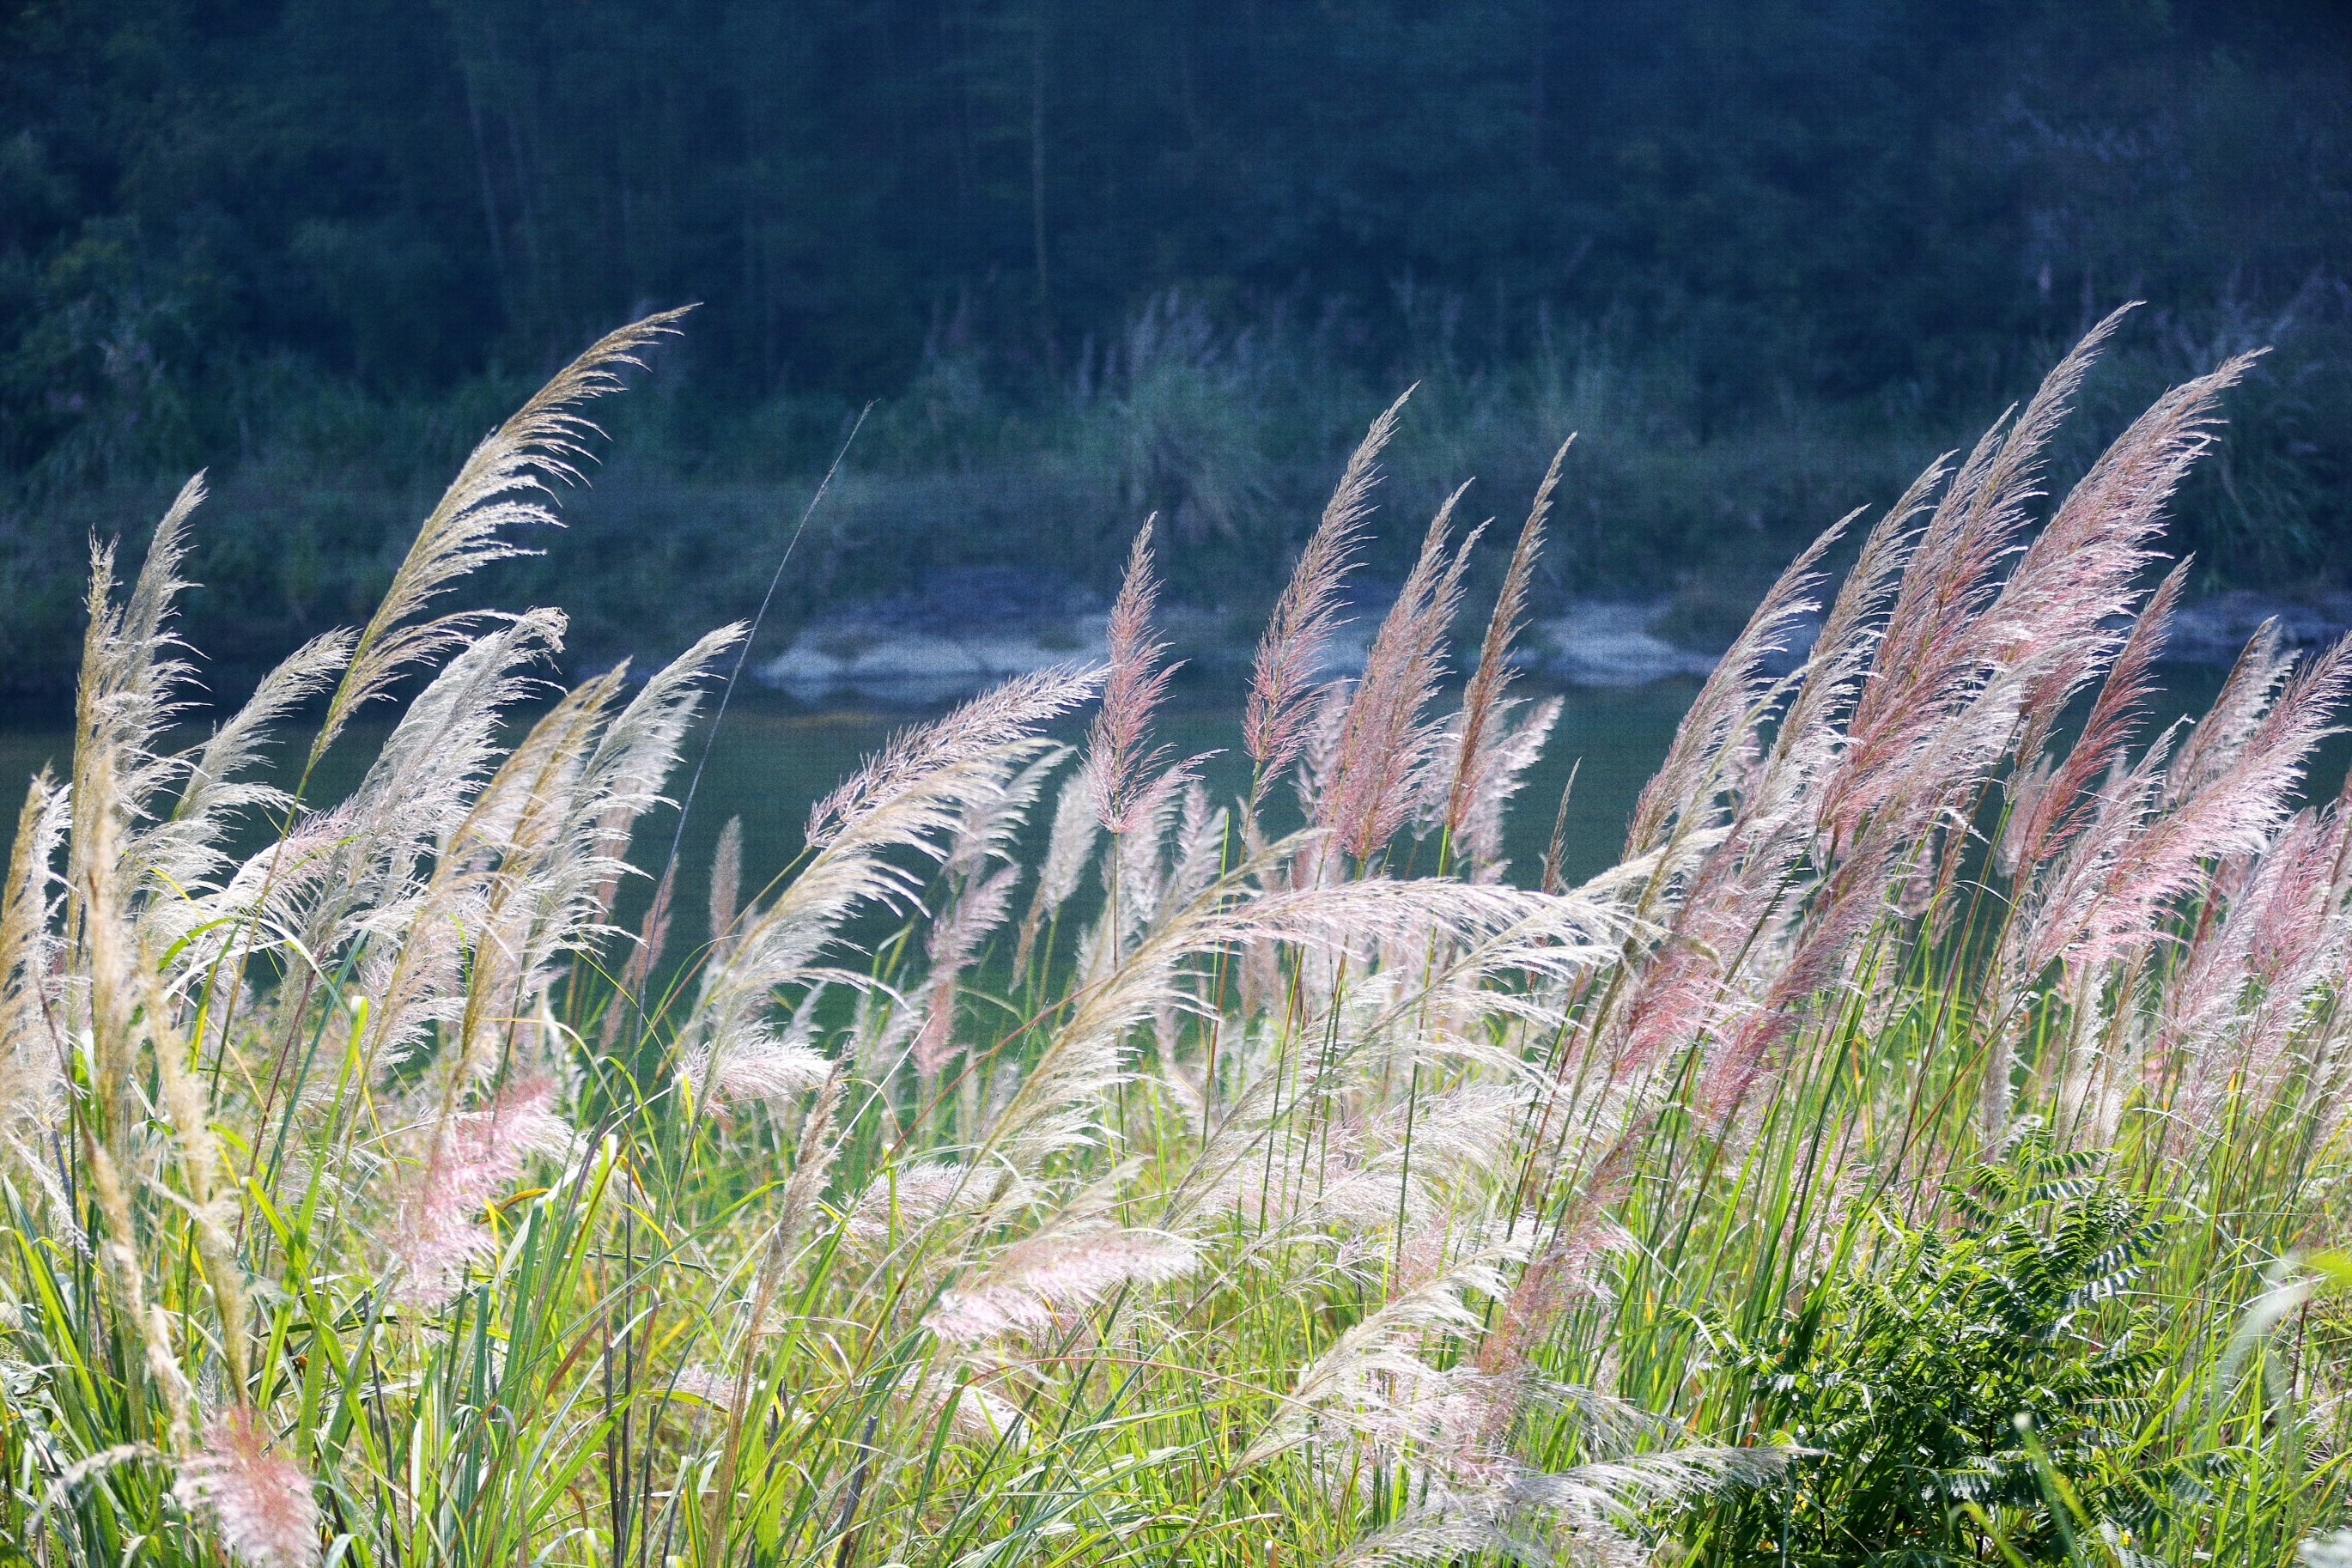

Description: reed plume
[1318,489,1481,865]
[3,311,2339,1568]
[1090,523,1182,835]
[172,1412,320,1568]
[1246,390,1410,799]
[307,309,692,763]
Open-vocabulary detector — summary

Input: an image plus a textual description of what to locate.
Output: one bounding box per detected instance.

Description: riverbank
[753,575,2352,707]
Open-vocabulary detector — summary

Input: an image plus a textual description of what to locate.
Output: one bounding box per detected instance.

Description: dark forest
[3,1,2349,684]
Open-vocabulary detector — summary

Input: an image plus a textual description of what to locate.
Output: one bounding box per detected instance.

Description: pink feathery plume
[1479,1140,1633,1382]
[1604,842,1786,1080]
[173,1409,321,1568]
[1821,309,2135,842]
[1169,781,1230,909]
[598,857,676,1050]
[1456,696,1561,882]
[2001,750,2167,999]
[1693,834,1896,1123]
[1246,389,1410,799]
[1444,441,1565,852]
[1990,352,2255,762]
[1996,756,2057,879]
[929,862,1023,975]
[2232,810,2352,1078]
[1626,508,1856,858]
[1322,489,1484,863]
[2171,808,2349,1130]
[2165,620,2296,806]
[707,814,744,961]
[1291,681,1354,829]
[386,1076,574,1305]
[1874,307,2133,698]
[2148,840,2276,1115]
[2003,562,2185,877]
[1090,523,1182,834]
[1739,471,1943,848]
[914,862,1022,1078]
[2024,636,2352,988]
[1102,757,1206,942]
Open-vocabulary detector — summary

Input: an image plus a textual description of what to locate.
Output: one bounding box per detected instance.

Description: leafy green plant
[1695,1138,2168,1563]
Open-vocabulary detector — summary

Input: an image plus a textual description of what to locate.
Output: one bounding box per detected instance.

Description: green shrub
[1696,1137,2172,1562]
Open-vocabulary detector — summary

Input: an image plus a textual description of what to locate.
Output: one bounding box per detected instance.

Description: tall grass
[4,307,2350,1567]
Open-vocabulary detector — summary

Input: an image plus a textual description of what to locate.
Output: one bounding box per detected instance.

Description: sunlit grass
[3,312,2349,1568]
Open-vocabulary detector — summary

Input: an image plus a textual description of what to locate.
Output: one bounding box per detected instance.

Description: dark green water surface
[0,678,1699,945]
[3,665,2340,968]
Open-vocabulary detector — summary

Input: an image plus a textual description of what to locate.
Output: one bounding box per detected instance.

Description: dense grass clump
[3,310,2350,1567]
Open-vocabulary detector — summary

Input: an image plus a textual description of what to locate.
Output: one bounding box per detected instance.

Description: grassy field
[5,311,2351,1567]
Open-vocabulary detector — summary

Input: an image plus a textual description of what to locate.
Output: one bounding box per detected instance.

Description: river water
[0,678,1699,943]
[3,665,2334,955]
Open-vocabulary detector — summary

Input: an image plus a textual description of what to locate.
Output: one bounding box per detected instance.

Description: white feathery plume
[1242,1248,1518,1468]
[0,774,70,1176]
[844,1161,977,1247]
[317,611,566,1075]
[700,666,1101,1103]
[2001,563,2185,878]
[988,847,1590,1176]
[71,475,205,850]
[807,665,1099,848]
[665,1363,744,1407]
[946,742,1066,882]
[131,630,354,955]
[331,620,736,1096]
[307,309,691,763]
[310,609,566,933]
[1016,761,1103,969]
[467,626,744,1036]
[1814,311,2133,850]
[1086,756,1198,967]
[1764,469,1938,802]
[707,814,744,962]
[2163,807,2350,1131]
[1168,783,1230,913]
[679,1005,831,1111]
[926,1225,1198,1345]
[1337,1443,1797,1567]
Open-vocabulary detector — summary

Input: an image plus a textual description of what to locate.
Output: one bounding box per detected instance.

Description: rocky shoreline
[757,573,2352,706]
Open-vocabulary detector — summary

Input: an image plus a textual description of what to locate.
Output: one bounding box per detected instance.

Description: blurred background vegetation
[2,0,2347,694]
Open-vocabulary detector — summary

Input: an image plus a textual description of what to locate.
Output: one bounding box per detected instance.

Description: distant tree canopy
[2,0,2347,477]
